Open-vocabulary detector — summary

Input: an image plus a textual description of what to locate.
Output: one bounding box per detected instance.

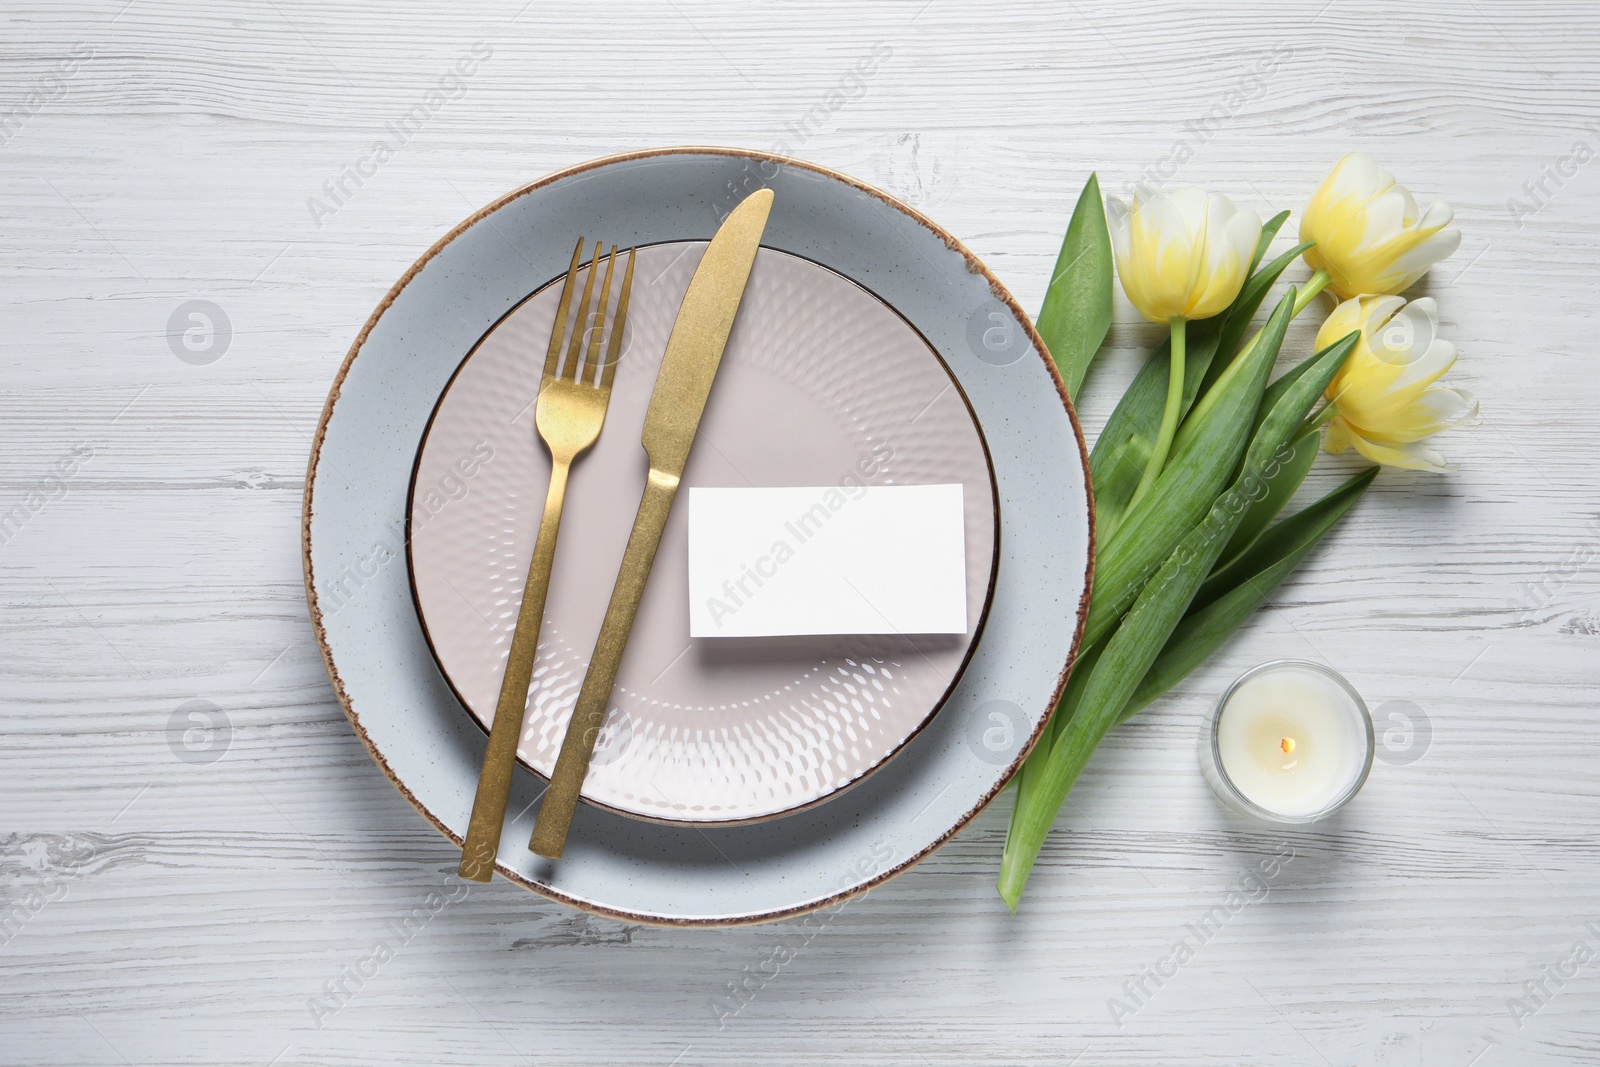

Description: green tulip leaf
[1037,173,1114,401]
[1082,289,1295,650]
[1000,329,1361,911]
[1250,210,1291,274]
[1215,428,1320,570]
[1117,465,1378,725]
[1200,240,1316,401]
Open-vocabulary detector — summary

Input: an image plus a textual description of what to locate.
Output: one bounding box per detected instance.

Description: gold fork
[458,237,635,882]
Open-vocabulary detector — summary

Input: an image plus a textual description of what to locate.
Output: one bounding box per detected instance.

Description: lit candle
[1201,661,1374,822]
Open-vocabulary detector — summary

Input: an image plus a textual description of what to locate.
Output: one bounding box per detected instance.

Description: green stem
[1171,271,1328,461]
[1292,269,1332,316]
[1126,316,1186,515]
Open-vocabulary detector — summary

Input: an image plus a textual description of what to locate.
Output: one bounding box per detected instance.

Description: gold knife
[529,188,775,858]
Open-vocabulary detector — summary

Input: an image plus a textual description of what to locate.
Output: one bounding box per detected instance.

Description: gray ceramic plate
[409,242,998,825]
[303,148,1092,925]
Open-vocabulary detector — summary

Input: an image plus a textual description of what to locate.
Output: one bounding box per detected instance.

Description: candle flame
[1280,737,1296,755]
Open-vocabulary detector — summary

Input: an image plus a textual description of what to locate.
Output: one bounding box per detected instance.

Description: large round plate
[303,148,1092,925]
[408,242,998,824]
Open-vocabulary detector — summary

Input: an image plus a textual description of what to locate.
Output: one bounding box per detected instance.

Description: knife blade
[529,188,775,858]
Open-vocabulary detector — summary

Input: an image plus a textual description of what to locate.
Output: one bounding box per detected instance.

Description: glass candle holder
[1199,660,1374,824]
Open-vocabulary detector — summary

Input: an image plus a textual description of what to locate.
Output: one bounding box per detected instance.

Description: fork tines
[543,238,635,389]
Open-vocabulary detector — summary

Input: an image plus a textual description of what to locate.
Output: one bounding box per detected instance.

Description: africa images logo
[305,42,493,228]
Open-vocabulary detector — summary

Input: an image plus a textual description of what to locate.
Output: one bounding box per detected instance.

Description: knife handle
[530,468,679,858]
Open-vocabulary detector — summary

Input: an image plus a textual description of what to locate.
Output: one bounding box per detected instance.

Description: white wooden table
[4,1,1597,1063]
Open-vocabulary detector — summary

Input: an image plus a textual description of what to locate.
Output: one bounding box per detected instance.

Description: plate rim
[403,240,1004,826]
[301,146,1095,926]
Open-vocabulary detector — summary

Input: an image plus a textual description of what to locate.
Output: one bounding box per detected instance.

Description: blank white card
[687,484,967,638]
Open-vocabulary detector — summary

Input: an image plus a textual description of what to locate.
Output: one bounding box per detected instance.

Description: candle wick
[1280,737,1295,755]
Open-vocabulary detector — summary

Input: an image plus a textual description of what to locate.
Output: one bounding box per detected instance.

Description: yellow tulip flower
[1318,295,1478,471]
[1106,184,1262,322]
[1106,184,1262,511]
[1300,153,1462,299]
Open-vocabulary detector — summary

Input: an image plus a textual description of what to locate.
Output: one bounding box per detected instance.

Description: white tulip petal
[1206,195,1250,292]
[1336,422,1455,470]
[1166,189,1213,300]
[1416,386,1479,429]
[1404,295,1440,326]
[1105,196,1132,263]
[1206,191,1238,224]
[1316,295,1372,350]
[1188,202,1256,317]
[1383,226,1463,290]
[1419,198,1455,230]
[1137,188,1182,243]
[1165,187,1211,235]
[1396,184,1421,226]
[1218,209,1262,283]
[1327,152,1380,200]
[1357,295,1407,341]
[1372,298,1438,368]
[1361,436,1455,472]
[1201,194,1235,269]
[1393,337,1458,389]
[1359,187,1413,252]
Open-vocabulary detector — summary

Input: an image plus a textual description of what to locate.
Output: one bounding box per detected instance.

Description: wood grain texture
[3,0,1599,1062]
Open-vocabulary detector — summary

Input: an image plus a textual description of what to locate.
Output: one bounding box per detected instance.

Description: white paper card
[687,484,967,638]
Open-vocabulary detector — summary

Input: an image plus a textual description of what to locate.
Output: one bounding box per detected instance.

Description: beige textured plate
[408,242,998,824]
[304,147,1092,925]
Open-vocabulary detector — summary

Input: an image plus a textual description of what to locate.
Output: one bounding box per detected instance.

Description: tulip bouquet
[999,154,1477,910]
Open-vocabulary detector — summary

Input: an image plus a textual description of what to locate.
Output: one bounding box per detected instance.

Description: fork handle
[530,469,678,858]
[458,457,572,881]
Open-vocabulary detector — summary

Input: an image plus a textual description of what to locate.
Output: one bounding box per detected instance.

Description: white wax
[1217,665,1368,817]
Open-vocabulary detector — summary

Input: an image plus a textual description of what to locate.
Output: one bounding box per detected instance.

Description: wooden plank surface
[3,0,1598,1063]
